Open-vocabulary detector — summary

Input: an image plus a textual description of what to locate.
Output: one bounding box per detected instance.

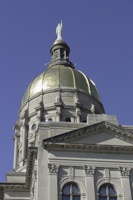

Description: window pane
[63,185,70,194]
[109,198,117,200]
[72,185,80,194]
[99,197,107,200]
[73,196,80,200]
[99,185,106,195]
[109,186,116,195]
[63,196,70,200]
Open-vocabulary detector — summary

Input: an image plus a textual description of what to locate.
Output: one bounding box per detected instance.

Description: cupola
[13,22,105,172]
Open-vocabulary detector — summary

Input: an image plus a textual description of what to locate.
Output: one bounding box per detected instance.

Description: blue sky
[0,0,133,181]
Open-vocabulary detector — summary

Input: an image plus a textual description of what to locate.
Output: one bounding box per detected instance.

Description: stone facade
[0,27,133,200]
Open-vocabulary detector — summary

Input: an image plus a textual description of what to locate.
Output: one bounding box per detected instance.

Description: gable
[69,131,133,146]
[43,121,133,149]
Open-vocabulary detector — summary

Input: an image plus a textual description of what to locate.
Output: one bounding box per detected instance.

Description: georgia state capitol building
[0,22,133,200]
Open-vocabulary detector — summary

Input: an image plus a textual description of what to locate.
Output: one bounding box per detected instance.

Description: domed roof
[21,22,104,114]
[21,65,101,106]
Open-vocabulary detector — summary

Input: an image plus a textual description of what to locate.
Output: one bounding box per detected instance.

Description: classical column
[48,164,59,200]
[119,167,132,200]
[21,119,27,161]
[13,124,19,169]
[13,134,18,169]
[83,165,96,200]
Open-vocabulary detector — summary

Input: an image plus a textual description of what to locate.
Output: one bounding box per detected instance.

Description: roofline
[42,121,133,144]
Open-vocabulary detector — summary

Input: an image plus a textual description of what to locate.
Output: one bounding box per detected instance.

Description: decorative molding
[59,177,86,195]
[30,169,37,198]
[26,147,37,187]
[48,164,59,174]
[43,142,133,154]
[119,167,131,177]
[43,121,133,145]
[96,178,123,196]
[83,165,95,176]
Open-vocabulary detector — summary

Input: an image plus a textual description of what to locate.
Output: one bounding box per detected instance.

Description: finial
[56,21,63,40]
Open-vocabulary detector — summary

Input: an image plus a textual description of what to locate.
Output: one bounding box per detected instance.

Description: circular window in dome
[31,123,37,131]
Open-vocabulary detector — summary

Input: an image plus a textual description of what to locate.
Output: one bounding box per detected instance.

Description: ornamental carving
[48,164,59,174]
[119,167,131,177]
[83,165,95,175]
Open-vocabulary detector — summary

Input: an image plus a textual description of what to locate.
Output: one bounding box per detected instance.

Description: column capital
[48,164,59,174]
[20,118,26,128]
[83,165,95,176]
[119,167,131,177]
[13,123,19,131]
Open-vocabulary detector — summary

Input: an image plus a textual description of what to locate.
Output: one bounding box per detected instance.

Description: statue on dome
[56,21,63,40]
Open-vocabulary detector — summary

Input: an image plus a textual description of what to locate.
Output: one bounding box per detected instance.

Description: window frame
[62,182,80,200]
[99,183,117,200]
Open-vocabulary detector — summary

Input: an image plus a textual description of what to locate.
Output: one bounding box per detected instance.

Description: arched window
[99,184,117,200]
[62,183,80,200]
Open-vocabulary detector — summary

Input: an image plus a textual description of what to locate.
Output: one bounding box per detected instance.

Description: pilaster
[35,102,44,121]
[83,165,95,200]
[48,164,59,200]
[119,167,132,200]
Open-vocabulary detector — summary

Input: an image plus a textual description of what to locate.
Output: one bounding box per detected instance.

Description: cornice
[0,183,28,200]
[43,142,133,154]
[38,121,86,130]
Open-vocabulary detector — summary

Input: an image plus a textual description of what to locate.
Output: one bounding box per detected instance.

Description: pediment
[43,122,133,152]
[69,131,133,146]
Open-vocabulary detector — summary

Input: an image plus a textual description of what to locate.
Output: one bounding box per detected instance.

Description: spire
[48,22,74,69]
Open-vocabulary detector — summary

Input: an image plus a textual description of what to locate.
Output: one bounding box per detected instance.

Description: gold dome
[21,65,101,107]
